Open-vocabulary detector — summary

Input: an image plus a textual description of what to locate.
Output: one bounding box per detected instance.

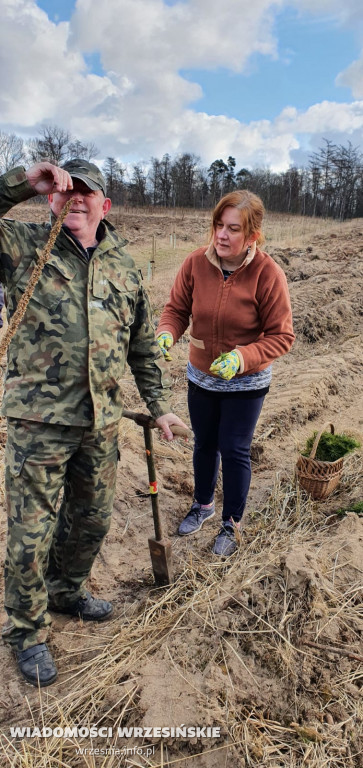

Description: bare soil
[0,204,362,767]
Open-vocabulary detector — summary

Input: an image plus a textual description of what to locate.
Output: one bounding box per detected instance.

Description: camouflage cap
[61,158,107,196]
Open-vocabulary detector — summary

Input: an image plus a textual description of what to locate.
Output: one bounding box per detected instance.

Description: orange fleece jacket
[157,246,295,376]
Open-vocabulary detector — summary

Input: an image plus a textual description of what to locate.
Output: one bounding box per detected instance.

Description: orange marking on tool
[149,481,158,494]
[146,449,151,456]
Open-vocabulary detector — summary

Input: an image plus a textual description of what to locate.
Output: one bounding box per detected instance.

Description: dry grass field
[0,203,362,767]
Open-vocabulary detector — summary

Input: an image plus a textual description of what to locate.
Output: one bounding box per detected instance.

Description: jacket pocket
[14,250,76,311]
[92,261,139,298]
[190,335,205,349]
[92,264,139,327]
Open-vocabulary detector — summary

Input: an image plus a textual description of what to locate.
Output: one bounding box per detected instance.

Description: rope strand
[0,197,74,362]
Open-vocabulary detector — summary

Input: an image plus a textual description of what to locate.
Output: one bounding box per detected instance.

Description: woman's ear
[248,231,260,246]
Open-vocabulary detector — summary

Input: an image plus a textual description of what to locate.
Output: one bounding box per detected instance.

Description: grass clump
[302,431,360,462]
[336,501,363,518]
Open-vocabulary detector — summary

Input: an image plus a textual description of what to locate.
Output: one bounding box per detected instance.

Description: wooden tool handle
[143,425,163,541]
[167,424,190,438]
[122,409,190,438]
[310,422,334,459]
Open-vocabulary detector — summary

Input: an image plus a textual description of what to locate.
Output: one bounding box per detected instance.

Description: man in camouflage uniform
[0,159,186,687]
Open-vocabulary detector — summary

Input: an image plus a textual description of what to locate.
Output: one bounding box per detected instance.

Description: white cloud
[0,0,363,171]
[0,0,116,126]
[275,100,363,133]
[160,102,363,171]
[70,0,281,73]
[336,57,363,98]
[64,0,281,160]
[290,0,363,26]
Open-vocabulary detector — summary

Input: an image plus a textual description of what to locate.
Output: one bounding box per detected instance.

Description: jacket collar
[49,212,129,254]
[204,239,257,270]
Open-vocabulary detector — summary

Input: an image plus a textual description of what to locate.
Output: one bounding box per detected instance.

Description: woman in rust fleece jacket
[157,190,294,556]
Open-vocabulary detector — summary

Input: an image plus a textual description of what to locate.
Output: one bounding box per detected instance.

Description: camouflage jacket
[0,167,171,428]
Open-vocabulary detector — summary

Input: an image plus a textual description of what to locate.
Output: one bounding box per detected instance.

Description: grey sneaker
[178,501,215,535]
[212,522,237,557]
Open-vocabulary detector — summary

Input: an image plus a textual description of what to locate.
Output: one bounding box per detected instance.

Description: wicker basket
[296,423,344,500]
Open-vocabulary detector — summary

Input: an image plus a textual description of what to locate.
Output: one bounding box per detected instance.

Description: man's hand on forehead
[25,162,73,196]
[51,167,73,192]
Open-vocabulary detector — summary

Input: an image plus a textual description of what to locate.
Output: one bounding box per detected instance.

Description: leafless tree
[28,124,72,164]
[103,156,125,204]
[129,163,149,206]
[28,124,99,165]
[170,153,200,207]
[67,139,99,161]
[2,125,363,218]
[0,131,26,173]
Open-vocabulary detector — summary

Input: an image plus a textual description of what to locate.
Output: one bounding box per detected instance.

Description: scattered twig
[302,639,363,662]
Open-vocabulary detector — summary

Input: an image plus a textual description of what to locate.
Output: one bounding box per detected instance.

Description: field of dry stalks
[0,204,362,768]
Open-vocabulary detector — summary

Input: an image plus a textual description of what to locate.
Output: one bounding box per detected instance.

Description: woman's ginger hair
[209,189,265,246]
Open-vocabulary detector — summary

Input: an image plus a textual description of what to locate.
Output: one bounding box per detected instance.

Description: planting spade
[122,409,189,586]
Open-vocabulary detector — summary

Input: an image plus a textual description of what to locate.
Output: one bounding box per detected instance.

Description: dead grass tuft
[1,476,361,767]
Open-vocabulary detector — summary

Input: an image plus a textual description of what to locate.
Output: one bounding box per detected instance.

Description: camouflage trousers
[3,418,119,650]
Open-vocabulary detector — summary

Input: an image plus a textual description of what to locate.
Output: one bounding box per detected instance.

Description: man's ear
[102,197,112,217]
[48,194,53,204]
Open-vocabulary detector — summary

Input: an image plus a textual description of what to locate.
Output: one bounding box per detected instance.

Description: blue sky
[184,10,355,122]
[1,0,363,171]
[37,0,75,22]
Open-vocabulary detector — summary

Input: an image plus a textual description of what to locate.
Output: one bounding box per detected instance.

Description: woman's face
[213,206,256,266]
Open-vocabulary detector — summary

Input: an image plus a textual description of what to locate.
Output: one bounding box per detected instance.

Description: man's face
[48,180,111,242]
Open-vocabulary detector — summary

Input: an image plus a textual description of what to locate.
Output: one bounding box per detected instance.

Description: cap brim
[69,172,105,194]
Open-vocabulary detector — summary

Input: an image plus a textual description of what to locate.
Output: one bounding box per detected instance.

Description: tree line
[1,125,363,219]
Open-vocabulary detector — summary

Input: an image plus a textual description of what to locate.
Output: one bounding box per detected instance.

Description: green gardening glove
[209,350,240,380]
[156,332,173,361]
